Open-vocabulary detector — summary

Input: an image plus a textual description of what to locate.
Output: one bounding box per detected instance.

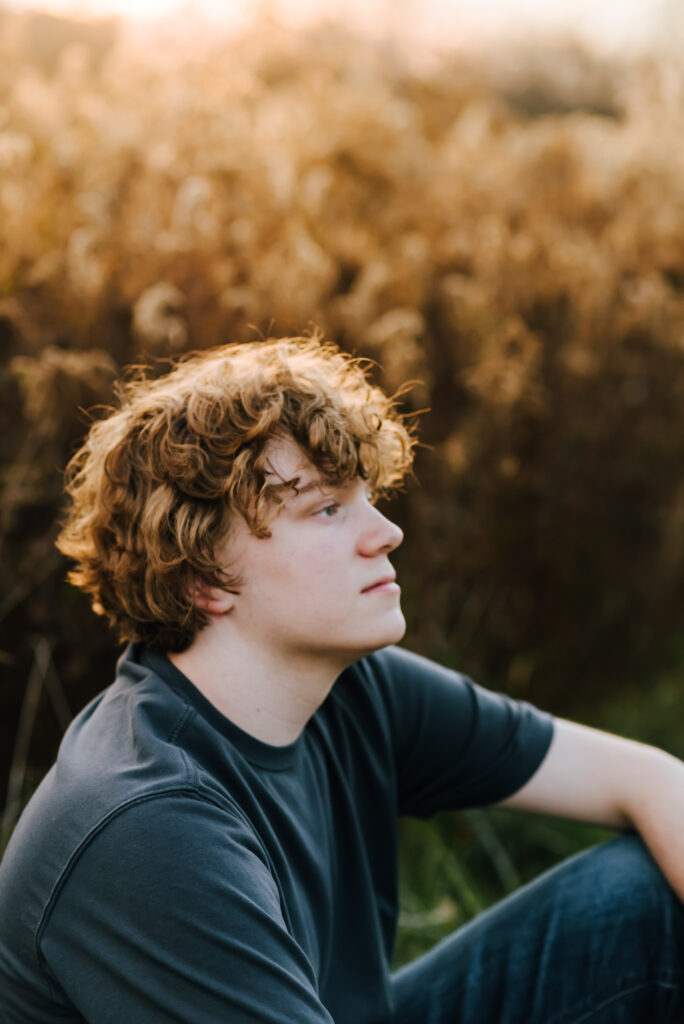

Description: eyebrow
[288,478,330,500]
[267,474,358,505]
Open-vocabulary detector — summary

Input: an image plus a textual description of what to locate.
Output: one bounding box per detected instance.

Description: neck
[168,622,351,746]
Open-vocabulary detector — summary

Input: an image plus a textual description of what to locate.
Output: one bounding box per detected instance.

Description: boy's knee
[569,834,684,963]
[585,834,673,905]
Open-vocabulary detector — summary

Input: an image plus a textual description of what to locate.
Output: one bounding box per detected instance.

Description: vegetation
[1,9,684,963]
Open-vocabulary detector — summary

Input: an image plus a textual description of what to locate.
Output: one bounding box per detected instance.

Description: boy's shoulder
[0,645,229,934]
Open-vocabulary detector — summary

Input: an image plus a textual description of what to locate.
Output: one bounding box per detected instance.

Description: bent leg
[391,834,684,1024]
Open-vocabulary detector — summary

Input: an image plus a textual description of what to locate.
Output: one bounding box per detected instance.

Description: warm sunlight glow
[4,0,665,51]
[6,0,252,23]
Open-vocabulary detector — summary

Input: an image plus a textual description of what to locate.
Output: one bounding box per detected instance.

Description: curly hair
[56,334,417,652]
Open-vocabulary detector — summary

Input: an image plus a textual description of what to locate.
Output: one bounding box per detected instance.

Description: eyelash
[316,502,340,518]
[312,489,374,518]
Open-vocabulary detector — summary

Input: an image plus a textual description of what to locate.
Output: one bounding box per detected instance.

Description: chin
[333,610,407,664]
[387,611,407,644]
[361,612,407,654]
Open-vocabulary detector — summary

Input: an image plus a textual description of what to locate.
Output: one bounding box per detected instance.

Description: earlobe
[193,582,235,616]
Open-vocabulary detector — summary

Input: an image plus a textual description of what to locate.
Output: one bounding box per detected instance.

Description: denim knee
[579,833,682,943]
[551,834,684,1019]
[390,834,684,1024]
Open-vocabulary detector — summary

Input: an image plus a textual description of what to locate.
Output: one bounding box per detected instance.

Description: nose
[358,502,404,556]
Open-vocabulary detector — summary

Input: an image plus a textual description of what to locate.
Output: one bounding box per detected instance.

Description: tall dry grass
[2,13,684,879]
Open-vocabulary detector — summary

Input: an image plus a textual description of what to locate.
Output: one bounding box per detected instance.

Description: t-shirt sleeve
[367,646,554,818]
[40,793,335,1024]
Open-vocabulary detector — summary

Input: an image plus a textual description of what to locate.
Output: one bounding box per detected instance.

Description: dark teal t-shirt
[0,644,553,1023]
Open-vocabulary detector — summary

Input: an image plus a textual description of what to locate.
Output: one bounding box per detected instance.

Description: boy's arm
[498,717,684,902]
[42,795,334,1024]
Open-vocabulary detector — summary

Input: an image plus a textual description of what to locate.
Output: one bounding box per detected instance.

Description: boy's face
[217,435,406,665]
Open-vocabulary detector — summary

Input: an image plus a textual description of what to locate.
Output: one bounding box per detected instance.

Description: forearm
[620,750,684,905]
[500,716,684,903]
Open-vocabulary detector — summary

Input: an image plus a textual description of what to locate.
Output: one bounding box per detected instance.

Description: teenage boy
[0,335,682,1024]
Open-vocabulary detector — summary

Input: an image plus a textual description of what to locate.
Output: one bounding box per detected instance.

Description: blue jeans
[391,835,684,1023]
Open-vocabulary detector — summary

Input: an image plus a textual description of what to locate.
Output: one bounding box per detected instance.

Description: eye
[316,502,340,518]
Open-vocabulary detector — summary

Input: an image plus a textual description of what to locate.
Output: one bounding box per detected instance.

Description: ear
[193,581,235,616]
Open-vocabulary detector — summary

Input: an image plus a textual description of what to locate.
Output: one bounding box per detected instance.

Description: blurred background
[2,0,684,966]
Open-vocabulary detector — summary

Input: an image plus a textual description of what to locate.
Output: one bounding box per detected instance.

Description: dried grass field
[2,9,684,962]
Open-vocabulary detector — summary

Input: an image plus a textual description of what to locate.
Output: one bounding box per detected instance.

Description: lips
[362,576,397,593]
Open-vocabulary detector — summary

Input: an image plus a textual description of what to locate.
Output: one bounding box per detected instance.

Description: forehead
[261,434,362,513]
[263,435,316,487]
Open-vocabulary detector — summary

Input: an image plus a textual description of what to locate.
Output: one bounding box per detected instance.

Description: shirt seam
[34,700,248,1002]
[36,784,271,1001]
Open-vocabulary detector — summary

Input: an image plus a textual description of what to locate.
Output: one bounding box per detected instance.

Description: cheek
[307,536,354,581]
[285,546,351,605]
[244,528,352,600]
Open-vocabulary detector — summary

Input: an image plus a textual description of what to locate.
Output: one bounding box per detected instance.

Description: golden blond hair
[57,334,416,651]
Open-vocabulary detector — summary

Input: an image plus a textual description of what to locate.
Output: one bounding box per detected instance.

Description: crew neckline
[136,645,303,771]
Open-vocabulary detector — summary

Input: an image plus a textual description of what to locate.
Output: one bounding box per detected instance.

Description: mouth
[362,576,400,594]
